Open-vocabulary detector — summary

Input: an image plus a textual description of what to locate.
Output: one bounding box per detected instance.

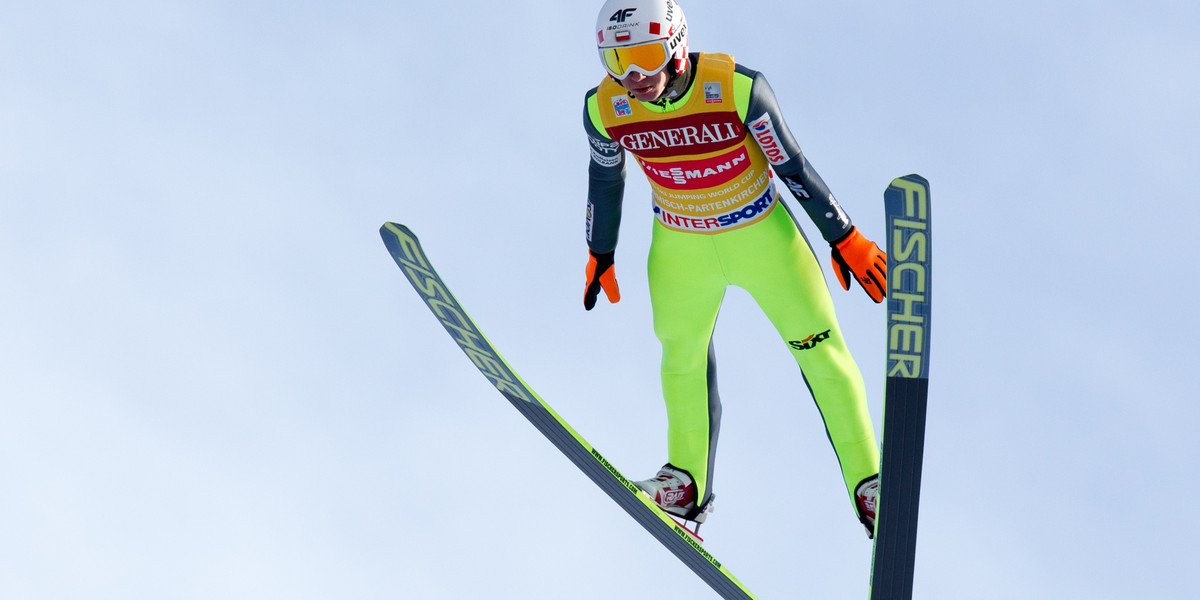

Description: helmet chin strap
[651,58,694,106]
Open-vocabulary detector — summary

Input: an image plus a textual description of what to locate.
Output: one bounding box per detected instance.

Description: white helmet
[595,0,689,79]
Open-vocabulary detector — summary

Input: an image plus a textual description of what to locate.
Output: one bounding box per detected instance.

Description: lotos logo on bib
[749,113,791,165]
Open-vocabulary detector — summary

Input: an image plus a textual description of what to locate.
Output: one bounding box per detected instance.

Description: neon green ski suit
[583,52,879,521]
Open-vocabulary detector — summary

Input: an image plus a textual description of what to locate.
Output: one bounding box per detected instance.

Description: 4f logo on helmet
[610,8,637,22]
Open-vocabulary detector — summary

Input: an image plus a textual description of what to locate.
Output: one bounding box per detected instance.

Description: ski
[869,174,932,600]
[380,223,758,600]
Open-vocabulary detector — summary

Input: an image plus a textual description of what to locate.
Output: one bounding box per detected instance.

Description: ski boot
[635,464,716,539]
[855,474,880,539]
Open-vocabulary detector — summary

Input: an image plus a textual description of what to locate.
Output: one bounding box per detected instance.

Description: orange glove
[830,227,886,303]
[584,250,620,310]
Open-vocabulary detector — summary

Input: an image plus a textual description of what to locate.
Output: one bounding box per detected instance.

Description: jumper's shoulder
[730,63,766,121]
[583,86,612,140]
[733,62,762,80]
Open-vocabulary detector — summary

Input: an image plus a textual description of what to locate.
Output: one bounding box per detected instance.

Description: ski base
[869,174,932,600]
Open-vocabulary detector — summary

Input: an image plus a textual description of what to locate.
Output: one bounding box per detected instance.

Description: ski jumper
[583,53,879,516]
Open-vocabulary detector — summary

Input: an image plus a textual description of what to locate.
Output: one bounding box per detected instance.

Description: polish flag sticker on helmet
[749,113,791,165]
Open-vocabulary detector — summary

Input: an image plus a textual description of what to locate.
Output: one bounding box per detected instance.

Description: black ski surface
[869,174,932,600]
[380,223,758,600]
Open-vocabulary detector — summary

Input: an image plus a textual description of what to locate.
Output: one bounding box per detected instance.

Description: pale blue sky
[2,1,1197,598]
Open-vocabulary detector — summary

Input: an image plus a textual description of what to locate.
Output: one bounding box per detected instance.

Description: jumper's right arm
[584,88,627,255]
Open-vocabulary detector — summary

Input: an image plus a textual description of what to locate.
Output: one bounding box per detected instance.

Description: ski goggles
[599,40,671,79]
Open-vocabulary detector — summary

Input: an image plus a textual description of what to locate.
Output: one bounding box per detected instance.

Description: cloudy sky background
[3,1,1197,598]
